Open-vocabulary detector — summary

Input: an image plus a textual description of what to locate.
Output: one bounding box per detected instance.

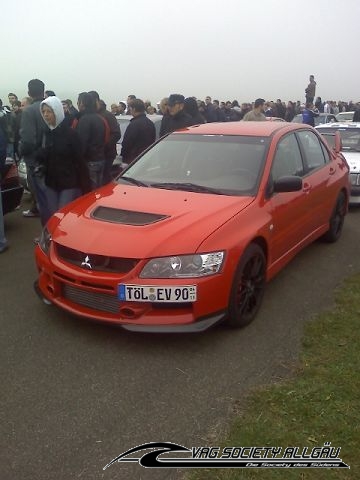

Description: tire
[322,192,346,243]
[226,244,267,328]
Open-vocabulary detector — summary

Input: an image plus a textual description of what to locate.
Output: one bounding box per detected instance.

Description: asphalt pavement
[1,195,360,480]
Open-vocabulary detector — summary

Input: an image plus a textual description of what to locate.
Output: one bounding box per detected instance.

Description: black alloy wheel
[226,243,267,328]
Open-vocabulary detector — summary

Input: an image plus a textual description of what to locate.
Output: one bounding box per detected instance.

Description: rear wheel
[226,244,266,328]
[322,192,346,243]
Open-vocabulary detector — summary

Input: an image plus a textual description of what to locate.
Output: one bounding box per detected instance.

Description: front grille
[55,243,138,273]
[350,173,360,186]
[62,284,120,314]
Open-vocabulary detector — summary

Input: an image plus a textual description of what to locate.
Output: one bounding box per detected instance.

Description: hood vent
[91,206,169,225]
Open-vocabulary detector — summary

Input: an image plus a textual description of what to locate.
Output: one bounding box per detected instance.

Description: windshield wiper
[119,176,148,187]
[150,182,225,195]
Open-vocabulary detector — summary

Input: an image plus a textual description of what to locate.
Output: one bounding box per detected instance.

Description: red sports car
[34,122,349,332]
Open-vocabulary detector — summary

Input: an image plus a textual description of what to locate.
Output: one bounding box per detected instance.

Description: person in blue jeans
[36,96,90,227]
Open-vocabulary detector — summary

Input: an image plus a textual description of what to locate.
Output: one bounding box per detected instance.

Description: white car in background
[316,122,360,204]
[335,111,355,123]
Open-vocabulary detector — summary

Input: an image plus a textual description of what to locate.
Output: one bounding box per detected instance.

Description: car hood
[342,151,360,173]
[51,184,254,257]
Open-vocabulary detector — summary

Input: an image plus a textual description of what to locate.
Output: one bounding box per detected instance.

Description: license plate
[118,284,197,302]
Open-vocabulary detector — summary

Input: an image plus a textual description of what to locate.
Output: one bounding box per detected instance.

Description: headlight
[140,252,225,278]
[38,227,52,255]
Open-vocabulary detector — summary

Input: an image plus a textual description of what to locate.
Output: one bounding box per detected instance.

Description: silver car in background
[316,122,360,204]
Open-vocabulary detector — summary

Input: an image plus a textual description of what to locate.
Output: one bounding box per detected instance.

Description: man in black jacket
[19,78,47,221]
[75,92,105,189]
[160,94,193,136]
[88,91,121,183]
[121,99,156,165]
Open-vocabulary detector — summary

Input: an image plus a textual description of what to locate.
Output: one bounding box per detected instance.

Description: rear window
[317,127,360,151]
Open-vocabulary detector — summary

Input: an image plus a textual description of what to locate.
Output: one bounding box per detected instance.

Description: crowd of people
[1,75,360,254]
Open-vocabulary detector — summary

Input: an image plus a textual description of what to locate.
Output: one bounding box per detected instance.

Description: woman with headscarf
[36,96,90,226]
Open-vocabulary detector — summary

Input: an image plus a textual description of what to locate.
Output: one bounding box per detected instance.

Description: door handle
[303,183,311,194]
[329,166,336,175]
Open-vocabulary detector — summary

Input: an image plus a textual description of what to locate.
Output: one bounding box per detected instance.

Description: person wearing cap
[160,94,193,136]
[242,98,267,121]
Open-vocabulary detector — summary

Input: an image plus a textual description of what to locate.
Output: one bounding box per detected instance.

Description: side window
[271,133,304,181]
[320,141,331,163]
[297,130,327,171]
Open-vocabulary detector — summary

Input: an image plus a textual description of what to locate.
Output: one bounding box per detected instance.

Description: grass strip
[188,274,360,479]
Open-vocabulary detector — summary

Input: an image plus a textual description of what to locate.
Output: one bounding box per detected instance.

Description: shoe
[0,244,9,254]
[22,209,39,218]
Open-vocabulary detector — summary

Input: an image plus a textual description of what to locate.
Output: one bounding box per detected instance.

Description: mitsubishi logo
[81,255,92,269]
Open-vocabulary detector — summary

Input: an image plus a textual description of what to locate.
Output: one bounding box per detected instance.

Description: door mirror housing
[273,175,303,193]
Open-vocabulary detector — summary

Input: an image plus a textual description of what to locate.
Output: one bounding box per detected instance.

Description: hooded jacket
[38,97,90,192]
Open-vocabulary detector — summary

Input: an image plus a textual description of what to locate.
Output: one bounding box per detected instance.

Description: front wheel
[226,244,266,328]
[322,192,346,243]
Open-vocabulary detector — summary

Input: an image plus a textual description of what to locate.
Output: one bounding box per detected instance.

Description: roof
[316,122,360,130]
[172,121,302,137]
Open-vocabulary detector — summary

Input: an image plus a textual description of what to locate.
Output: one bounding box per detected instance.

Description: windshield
[336,112,354,121]
[117,133,269,196]
[293,114,337,126]
[317,127,360,151]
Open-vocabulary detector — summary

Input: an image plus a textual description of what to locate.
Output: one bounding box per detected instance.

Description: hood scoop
[91,206,169,225]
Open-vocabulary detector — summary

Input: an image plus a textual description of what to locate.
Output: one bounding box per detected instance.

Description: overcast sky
[2,0,359,107]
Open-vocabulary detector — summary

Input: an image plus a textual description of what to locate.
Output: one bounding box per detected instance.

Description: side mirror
[273,175,303,193]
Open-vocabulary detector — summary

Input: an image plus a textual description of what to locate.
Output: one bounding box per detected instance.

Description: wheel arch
[247,236,269,264]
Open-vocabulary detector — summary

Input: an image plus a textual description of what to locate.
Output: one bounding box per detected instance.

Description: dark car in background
[1,158,24,214]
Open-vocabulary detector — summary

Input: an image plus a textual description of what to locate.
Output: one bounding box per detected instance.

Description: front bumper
[34,245,229,332]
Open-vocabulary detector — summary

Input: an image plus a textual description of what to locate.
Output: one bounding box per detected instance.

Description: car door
[296,129,334,231]
[266,132,309,265]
